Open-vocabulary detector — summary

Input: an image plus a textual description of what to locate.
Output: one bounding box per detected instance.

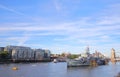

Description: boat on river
[67,57,90,67]
[67,59,90,67]
[67,46,109,67]
[67,57,107,67]
[12,67,18,70]
[53,59,58,63]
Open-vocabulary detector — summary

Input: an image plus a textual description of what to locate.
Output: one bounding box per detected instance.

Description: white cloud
[53,0,61,12]
[0,4,44,22]
[7,36,28,46]
[100,35,109,39]
[1,15,120,45]
[97,16,120,25]
[0,2,120,54]
[6,31,30,46]
[0,4,25,16]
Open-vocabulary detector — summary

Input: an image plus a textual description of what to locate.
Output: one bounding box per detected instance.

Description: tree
[0,51,9,59]
[67,54,79,59]
[61,53,65,57]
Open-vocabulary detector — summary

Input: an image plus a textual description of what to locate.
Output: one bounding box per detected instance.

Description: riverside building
[0,47,4,51]
[2,45,51,61]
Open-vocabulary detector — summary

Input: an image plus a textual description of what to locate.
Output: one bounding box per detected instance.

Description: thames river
[0,62,120,77]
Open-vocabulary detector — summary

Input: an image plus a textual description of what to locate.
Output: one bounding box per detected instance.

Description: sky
[0,0,120,55]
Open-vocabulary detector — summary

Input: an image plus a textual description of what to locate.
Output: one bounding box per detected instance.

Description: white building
[44,49,51,58]
[81,46,90,57]
[12,46,32,60]
[5,45,32,60]
[30,50,35,60]
[34,49,45,60]
[4,45,51,61]
[0,47,4,51]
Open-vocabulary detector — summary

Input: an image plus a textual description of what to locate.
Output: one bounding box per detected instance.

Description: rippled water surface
[0,62,120,77]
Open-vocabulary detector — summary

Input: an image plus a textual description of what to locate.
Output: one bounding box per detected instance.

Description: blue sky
[0,0,120,55]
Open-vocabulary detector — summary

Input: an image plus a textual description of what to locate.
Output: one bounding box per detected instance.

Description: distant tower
[95,50,99,57]
[111,48,116,62]
[85,46,90,57]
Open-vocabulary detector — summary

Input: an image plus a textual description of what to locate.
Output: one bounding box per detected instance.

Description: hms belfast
[67,46,108,67]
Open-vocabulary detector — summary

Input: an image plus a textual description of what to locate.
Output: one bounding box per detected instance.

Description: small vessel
[53,59,58,63]
[12,67,18,70]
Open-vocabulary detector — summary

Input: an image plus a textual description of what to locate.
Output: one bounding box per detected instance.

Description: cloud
[0,4,25,16]
[0,15,120,42]
[7,36,28,46]
[100,35,109,39]
[0,4,44,22]
[97,16,120,25]
[26,31,68,36]
[17,33,29,46]
[0,2,120,54]
[0,25,65,31]
[52,0,81,15]
[6,31,30,46]
[53,0,62,12]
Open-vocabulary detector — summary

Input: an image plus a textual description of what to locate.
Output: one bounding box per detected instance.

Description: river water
[0,62,120,77]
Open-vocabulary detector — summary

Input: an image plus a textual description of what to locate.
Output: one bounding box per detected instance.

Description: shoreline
[0,59,51,64]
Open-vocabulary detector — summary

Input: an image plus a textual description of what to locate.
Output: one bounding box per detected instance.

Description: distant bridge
[115,58,120,61]
[115,52,120,61]
[111,51,120,62]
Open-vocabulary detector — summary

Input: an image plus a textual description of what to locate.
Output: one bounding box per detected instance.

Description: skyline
[0,0,120,55]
